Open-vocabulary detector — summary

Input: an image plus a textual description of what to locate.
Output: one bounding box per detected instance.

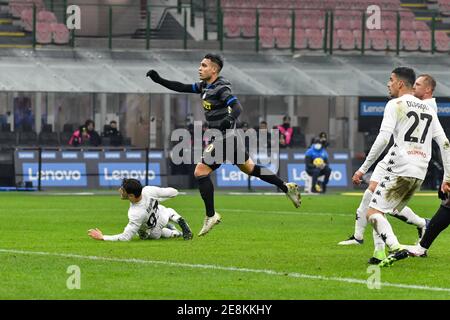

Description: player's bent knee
[194,164,212,178]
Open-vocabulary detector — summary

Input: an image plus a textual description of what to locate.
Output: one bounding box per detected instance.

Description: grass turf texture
[0,191,449,299]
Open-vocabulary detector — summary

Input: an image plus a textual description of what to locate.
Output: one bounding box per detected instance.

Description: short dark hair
[260,120,267,125]
[110,120,117,125]
[392,67,416,88]
[204,53,224,72]
[121,178,143,197]
[418,74,436,92]
[283,115,291,122]
[85,119,95,127]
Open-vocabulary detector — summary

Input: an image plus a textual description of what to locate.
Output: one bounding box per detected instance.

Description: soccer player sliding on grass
[88,179,193,241]
[146,53,301,237]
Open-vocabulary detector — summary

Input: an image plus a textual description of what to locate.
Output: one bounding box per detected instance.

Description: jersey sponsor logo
[202,100,212,110]
[23,163,87,186]
[287,163,348,187]
[407,150,427,158]
[98,162,161,186]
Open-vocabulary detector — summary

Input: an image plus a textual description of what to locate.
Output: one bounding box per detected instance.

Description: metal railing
[5,1,449,54]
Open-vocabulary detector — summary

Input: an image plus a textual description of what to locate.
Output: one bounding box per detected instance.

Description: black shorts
[201,134,250,171]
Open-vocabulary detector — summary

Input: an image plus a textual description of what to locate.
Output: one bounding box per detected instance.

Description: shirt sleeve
[146,186,179,202]
[379,100,397,134]
[192,82,202,94]
[103,214,144,241]
[431,112,446,139]
[358,130,392,174]
[434,134,450,183]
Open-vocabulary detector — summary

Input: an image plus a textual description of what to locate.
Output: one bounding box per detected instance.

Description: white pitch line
[201,208,351,217]
[1,248,450,294]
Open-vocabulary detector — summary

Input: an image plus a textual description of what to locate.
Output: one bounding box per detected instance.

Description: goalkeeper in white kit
[88,178,193,241]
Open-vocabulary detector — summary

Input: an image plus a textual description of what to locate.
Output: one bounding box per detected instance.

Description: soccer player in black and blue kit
[147,53,301,236]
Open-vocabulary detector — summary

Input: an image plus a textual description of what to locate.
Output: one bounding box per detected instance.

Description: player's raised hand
[146,69,161,83]
[88,228,104,240]
[352,170,364,185]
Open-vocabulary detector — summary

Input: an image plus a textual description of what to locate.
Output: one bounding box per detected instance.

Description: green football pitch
[1,191,449,300]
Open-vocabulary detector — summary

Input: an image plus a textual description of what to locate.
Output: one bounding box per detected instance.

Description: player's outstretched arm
[151,187,179,202]
[146,70,195,93]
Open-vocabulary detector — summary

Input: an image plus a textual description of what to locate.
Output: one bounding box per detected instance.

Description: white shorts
[369,175,423,214]
[144,205,180,239]
[369,159,387,183]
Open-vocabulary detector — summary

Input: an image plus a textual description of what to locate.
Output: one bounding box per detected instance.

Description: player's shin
[420,204,450,249]
[249,165,288,193]
[197,175,216,217]
[368,213,401,251]
[354,189,372,240]
[391,206,426,228]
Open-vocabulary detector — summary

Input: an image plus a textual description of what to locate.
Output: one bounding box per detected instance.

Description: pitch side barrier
[211,148,352,191]
[14,147,166,190]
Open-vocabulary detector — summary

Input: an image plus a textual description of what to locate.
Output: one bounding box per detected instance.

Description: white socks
[161,228,182,238]
[354,189,372,240]
[368,213,400,250]
[372,228,386,252]
[391,206,426,228]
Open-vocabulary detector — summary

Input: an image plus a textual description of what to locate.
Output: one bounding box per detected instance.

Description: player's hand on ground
[352,170,364,185]
[146,70,161,83]
[88,228,104,240]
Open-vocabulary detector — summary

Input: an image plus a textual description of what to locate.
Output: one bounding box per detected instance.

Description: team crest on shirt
[202,100,212,110]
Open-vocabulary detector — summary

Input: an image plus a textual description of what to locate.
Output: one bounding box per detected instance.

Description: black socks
[420,204,450,249]
[249,165,288,193]
[197,175,216,217]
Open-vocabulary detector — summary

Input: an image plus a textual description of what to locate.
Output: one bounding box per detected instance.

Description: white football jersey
[380,94,445,180]
[376,97,438,174]
[103,186,178,241]
[423,98,437,113]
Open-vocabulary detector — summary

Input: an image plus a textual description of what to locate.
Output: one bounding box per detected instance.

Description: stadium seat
[36,22,52,44]
[295,28,307,49]
[259,27,274,48]
[439,0,450,16]
[353,30,371,50]
[50,23,70,44]
[20,8,34,32]
[240,11,257,37]
[400,19,414,31]
[337,29,355,50]
[413,21,430,32]
[335,19,351,30]
[224,11,241,38]
[368,30,388,50]
[435,30,450,51]
[274,27,291,48]
[18,131,38,146]
[271,11,291,28]
[0,132,17,148]
[417,31,432,51]
[382,19,397,31]
[399,9,416,21]
[37,10,57,24]
[385,30,398,50]
[306,28,323,49]
[401,30,420,51]
[38,132,59,146]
